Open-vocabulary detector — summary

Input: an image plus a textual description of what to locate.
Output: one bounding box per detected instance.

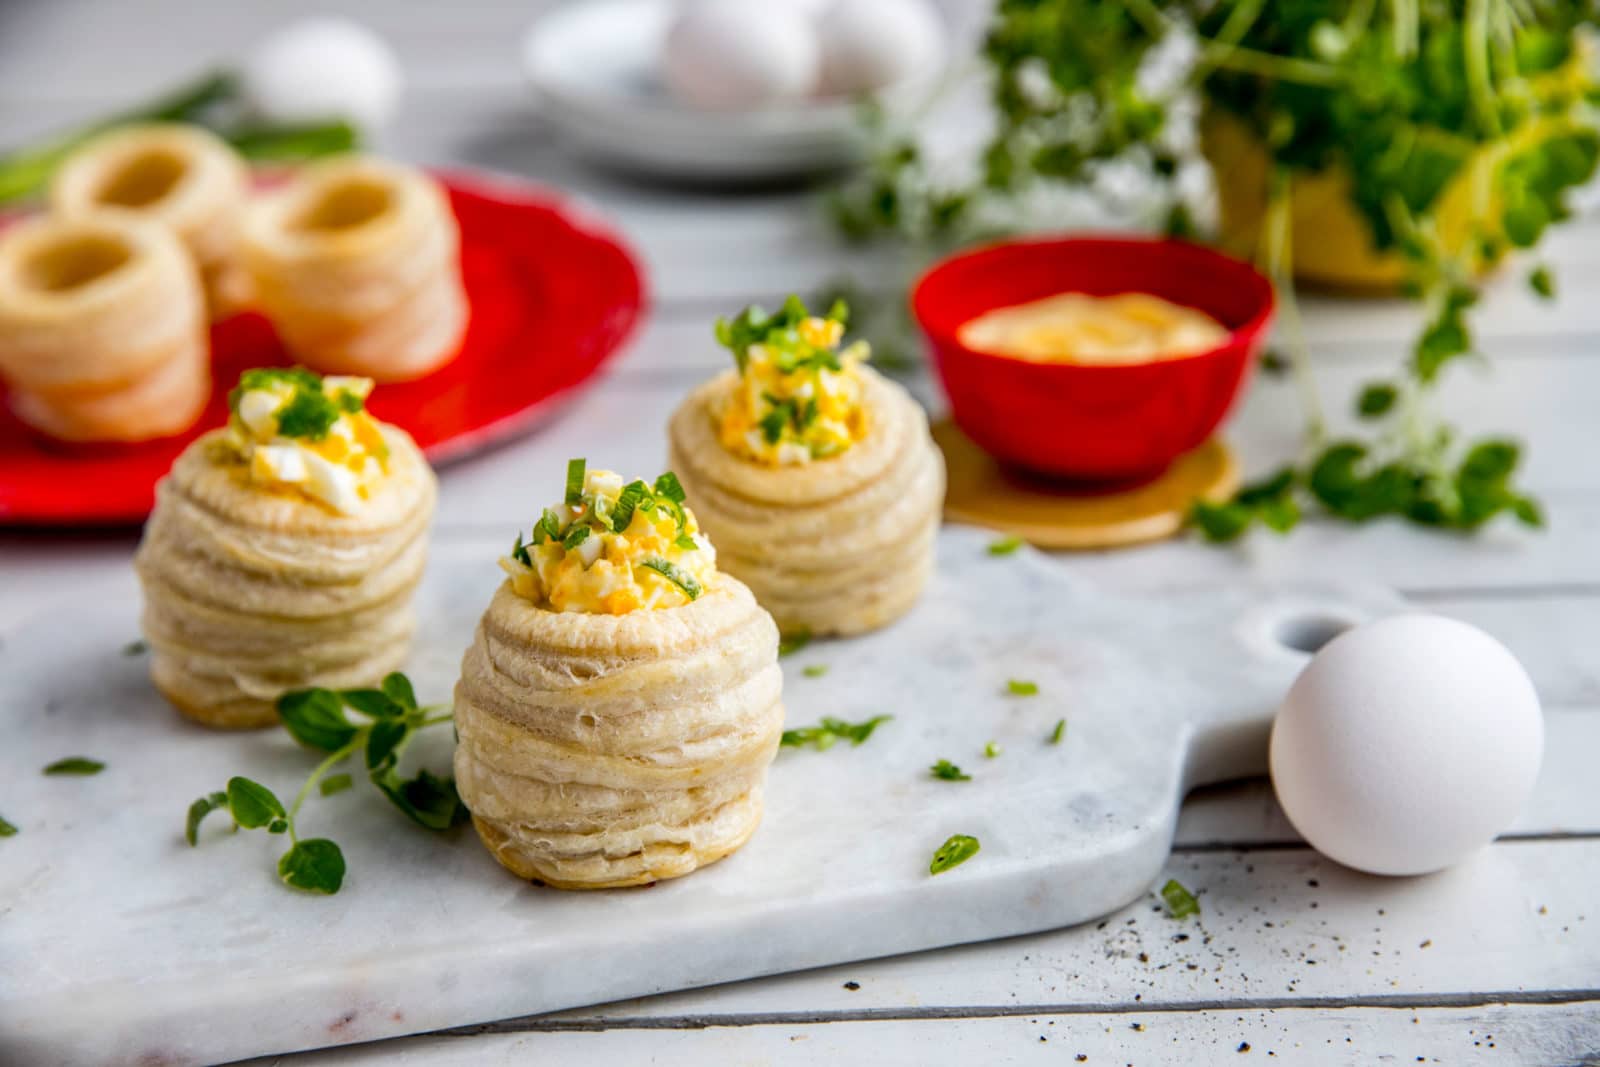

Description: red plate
[0,170,647,526]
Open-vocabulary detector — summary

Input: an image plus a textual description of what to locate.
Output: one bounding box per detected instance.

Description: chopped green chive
[564,458,586,505]
[782,715,891,750]
[639,558,702,600]
[1160,878,1200,919]
[778,629,813,657]
[654,471,686,504]
[930,759,971,782]
[988,535,1024,556]
[562,524,591,551]
[1049,718,1066,745]
[43,757,104,776]
[611,480,648,532]
[930,834,980,874]
[0,814,17,837]
[1007,679,1039,697]
[122,639,148,656]
[802,664,829,678]
[984,741,1002,758]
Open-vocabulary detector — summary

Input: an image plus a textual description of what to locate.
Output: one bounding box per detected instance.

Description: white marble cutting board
[0,526,1402,1065]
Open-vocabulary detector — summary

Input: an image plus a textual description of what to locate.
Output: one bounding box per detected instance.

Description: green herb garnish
[778,629,813,657]
[0,814,17,837]
[781,715,892,751]
[1160,878,1201,919]
[714,295,849,375]
[930,834,980,875]
[984,741,1002,758]
[43,757,104,776]
[562,524,591,551]
[122,639,148,657]
[1049,718,1066,745]
[930,759,971,782]
[227,367,359,442]
[802,664,829,678]
[185,672,463,895]
[564,458,587,505]
[638,558,703,601]
[1006,679,1038,697]
[987,535,1024,556]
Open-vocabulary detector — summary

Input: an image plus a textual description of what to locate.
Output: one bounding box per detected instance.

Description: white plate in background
[521,0,942,182]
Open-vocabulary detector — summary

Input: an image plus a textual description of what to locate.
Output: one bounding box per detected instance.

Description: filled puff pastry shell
[454,461,782,889]
[50,123,251,317]
[455,578,782,888]
[669,364,945,637]
[240,157,467,381]
[0,211,208,442]
[135,385,436,728]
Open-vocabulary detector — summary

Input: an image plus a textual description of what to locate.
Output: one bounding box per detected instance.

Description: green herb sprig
[714,295,851,375]
[930,759,972,782]
[781,715,893,751]
[185,672,464,895]
[0,71,355,207]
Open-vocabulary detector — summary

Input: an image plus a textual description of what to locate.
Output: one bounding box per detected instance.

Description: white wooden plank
[515,839,1600,1024]
[244,1001,1600,1066]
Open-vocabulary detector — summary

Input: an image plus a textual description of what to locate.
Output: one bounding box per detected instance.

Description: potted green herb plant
[835,0,1599,538]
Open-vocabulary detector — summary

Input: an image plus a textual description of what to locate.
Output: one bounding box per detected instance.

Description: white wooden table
[3,3,1597,1063]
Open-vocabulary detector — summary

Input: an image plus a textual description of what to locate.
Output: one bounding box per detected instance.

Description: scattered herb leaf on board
[802,664,829,678]
[778,629,813,657]
[184,672,464,895]
[122,639,148,657]
[930,759,972,782]
[1160,878,1201,919]
[930,834,981,874]
[987,535,1024,556]
[0,814,17,837]
[984,741,1002,759]
[1006,679,1039,697]
[1049,719,1066,745]
[781,715,893,751]
[43,757,105,776]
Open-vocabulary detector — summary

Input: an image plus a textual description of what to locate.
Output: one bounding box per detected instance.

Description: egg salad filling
[500,458,718,614]
[223,367,390,516]
[711,295,870,466]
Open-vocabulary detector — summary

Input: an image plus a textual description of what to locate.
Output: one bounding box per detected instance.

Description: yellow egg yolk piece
[957,292,1230,366]
[499,461,719,615]
[222,366,390,516]
[711,295,870,466]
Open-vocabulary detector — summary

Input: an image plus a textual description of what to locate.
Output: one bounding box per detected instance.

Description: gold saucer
[933,420,1238,550]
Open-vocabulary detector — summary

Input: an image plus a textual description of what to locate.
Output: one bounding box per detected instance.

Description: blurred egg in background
[662,0,821,110]
[817,0,947,96]
[1269,614,1544,877]
[240,16,404,134]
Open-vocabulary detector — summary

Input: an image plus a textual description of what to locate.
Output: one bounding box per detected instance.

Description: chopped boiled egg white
[223,367,390,515]
[711,296,871,466]
[499,461,719,615]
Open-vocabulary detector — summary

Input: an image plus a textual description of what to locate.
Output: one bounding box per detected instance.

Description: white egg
[240,16,403,133]
[1269,614,1543,876]
[662,0,820,111]
[816,0,946,96]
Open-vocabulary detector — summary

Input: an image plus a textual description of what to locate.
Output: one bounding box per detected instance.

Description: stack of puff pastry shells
[0,211,208,442]
[134,424,437,729]
[51,122,251,317]
[453,575,783,889]
[668,365,945,637]
[241,157,467,381]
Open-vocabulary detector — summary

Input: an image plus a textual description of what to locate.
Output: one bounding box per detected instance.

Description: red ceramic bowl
[912,235,1274,482]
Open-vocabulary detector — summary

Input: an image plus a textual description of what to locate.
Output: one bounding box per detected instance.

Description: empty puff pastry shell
[50,123,251,318]
[0,211,208,442]
[134,426,437,729]
[240,157,467,381]
[454,578,783,889]
[668,365,945,637]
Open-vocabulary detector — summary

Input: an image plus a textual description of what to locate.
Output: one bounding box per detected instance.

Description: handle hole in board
[1273,613,1354,654]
